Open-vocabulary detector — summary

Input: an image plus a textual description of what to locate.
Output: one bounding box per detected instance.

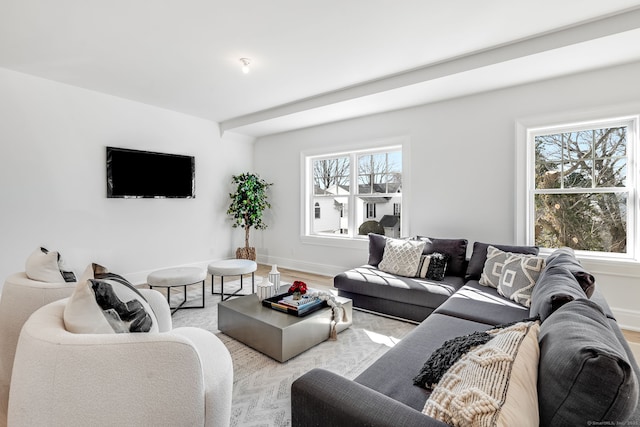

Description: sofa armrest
[138,288,172,332]
[291,369,448,427]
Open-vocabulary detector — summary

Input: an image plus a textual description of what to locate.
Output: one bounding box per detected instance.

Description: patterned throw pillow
[426,252,448,281]
[497,255,545,307]
[415,254,431,278]
[64,263,158,334]
[378,237,425,277]
[423,321,540,427]
[415,253,449,280]
[478,245,511,288]
[25,246,76,283]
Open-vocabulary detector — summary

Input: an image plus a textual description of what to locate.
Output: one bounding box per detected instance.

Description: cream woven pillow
[423,321,540,427]
[378,238,425,277]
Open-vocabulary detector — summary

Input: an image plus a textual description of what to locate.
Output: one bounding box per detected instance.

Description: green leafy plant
[227,173,272,259]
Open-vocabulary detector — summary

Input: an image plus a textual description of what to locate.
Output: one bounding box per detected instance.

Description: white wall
[254,60,640,330]
[0,68,253,287]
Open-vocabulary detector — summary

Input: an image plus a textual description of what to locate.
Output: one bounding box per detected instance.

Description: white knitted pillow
[378,238,425,277]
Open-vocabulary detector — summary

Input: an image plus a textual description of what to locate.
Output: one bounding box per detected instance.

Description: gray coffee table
[218,290,352,362]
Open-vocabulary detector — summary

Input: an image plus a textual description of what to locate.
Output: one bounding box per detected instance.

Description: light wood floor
[255,264,640,347]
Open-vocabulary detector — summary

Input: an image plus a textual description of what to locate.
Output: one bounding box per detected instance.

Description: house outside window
[365,203,376,218]
[314,202,321,219]
[525,116,638,259]
[306,146,402,238]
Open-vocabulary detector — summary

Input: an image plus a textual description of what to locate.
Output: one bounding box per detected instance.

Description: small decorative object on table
[269,264,281,288]
[306,290,348,340]
[288,280,307,300]
[257,277,275,301]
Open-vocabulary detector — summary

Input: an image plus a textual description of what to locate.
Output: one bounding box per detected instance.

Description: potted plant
[227,172,272,260]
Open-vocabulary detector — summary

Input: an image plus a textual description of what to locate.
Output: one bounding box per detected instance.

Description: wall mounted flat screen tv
[106,147,195,198]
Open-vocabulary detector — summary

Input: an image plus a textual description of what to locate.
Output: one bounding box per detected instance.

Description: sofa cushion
[367,233,387,267]
[497,254,546,308]
[25,247,76,283]
[538,299,639,425]
[541,247,596,296]
[416,237,468,278]
[354,313,491,411]
[334,266,464,310]
[466,242,539,281]
[378,238,425,277]
[64,264,159,334]
[434,280,530,326]
[422,321,540,427]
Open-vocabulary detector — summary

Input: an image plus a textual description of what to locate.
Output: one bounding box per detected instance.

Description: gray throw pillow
[538,299,639,425]
[466,242,539,280]
[497,254,545,307]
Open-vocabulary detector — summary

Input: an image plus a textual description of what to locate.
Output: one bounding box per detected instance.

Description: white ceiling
[2,0,640,137]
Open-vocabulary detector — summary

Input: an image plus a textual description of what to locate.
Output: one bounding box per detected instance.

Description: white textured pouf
[147,267,206,314]
[207,259,257,301]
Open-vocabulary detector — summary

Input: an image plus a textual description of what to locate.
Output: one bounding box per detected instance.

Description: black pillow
[466,242,538,280]
[538,299,639,425]
[367,233,387,267]
[416,236,468,278]
[425,253,448,281]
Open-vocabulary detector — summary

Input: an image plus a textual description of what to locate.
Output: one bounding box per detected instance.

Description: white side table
[207,259,257,301]
[147,267,206,314]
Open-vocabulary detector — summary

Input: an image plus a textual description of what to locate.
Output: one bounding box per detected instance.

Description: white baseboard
[256,254,345,278]
[612,307,640,332]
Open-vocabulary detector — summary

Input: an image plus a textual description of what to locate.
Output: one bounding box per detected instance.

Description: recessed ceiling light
[239,58,251,74]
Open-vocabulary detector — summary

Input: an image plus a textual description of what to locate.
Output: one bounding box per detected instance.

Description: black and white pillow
[415,252,448,280]
[25,246,76,283]
[64,263,158,334]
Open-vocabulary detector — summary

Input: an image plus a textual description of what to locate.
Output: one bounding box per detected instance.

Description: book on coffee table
[262,292,326,317]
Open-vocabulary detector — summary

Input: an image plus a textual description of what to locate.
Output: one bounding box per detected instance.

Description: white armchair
[0,273,77,426]
[8,292,233,427]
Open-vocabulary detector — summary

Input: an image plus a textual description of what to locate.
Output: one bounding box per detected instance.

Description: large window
[306,147,402,238]
[526,117,637,258]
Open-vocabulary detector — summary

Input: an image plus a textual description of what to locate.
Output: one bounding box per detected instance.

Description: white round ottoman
[207,259,257,301]
[147,267,206,314]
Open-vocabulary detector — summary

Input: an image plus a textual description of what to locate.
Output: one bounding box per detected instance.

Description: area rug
[170,280,416,427]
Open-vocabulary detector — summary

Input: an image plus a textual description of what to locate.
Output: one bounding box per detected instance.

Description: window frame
[517,114,639,261]
[300,137,410,248]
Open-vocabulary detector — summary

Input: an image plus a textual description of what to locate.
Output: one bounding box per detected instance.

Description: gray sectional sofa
[292,237,640,426]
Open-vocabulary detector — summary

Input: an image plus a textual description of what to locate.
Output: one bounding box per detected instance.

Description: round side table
[207,259,257,301]
[147,267,206,314]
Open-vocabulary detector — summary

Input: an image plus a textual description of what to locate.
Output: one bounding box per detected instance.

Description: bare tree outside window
[308,147,402,237]
[313,157,350,193]
[534,125,628,253]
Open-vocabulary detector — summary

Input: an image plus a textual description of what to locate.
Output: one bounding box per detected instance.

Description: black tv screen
[106,147,195,198]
